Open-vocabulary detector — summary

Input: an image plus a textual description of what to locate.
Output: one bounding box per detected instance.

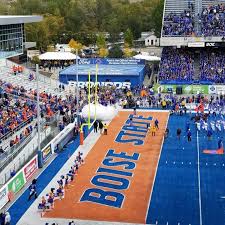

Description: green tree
[96,33,107,49]
[108,45,123,58]
[124,28,134,47]
[152,0,164,37]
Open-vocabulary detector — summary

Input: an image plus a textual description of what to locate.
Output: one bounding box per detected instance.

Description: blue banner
[78,58,145,65]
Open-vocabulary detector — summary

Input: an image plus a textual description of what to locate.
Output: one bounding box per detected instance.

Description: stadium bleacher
[159,48,194,83]
[160,1,225,84]
[200,49,225,83]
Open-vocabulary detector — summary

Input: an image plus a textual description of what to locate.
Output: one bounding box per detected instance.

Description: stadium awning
[39,52,80,60]
[133,54,161,61]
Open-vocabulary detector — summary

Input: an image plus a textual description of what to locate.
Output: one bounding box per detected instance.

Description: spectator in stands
[200,49,225,84]
[163,10,195,36]
[159,48,194,83]
[201,4,225,37]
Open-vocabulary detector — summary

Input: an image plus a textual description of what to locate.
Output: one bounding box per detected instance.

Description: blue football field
[147,113,225,225]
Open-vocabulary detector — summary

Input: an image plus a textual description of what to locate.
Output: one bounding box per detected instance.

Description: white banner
[188,42,205,48]
[0,185,8,210]
[209,85,225,94]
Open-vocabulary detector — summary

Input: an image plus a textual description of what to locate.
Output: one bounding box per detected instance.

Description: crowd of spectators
[159,48,194,82]
[200,49,225,83]
[201,4,225,36]
[163,10,195,36]
[0,78,84,158]
[162,4,225,37]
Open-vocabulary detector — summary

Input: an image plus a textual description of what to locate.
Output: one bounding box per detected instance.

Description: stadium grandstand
[0,16,79,188]
[159,0,225,86]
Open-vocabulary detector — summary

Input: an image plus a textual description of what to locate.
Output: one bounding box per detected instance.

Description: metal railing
[0,130,36,174]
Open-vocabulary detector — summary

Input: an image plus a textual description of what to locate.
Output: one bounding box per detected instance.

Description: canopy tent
[39,52,80,61]
[133,53,161,61]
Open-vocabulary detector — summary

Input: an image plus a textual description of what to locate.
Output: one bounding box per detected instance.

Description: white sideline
[197,131,203,225]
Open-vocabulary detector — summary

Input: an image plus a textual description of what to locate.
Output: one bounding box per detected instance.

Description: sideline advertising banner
[42,144,52,163]
[0,156,40,209]
[24,156,38,182]
[8,171,25,195]
[155,85,209,94]
[209,85,225,94]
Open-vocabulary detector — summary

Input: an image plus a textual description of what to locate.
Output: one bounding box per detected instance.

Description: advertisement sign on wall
[208,85,225,94]
[42,144,52,163]
[155,85,209,94]
[8,171,25,195]
[24,156,38,182]
[0,156,40,209]
[0,186,8,209]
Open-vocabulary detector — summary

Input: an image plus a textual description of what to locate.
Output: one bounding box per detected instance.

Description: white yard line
[197,131,203,225]
[145,112,170,222]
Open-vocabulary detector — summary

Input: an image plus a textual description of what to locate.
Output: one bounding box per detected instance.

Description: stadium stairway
[164,0,195,15]
[0,59,66,97]
[202,0,225,8]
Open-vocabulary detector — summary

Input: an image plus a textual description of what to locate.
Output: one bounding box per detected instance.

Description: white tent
[133,53,161,61]
[39,52,80,61]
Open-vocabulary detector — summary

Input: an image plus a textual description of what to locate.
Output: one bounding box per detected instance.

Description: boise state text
[80,115,152,208]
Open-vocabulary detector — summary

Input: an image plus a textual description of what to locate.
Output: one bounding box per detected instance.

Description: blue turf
[8,127,90,225]
[146,114,225,225]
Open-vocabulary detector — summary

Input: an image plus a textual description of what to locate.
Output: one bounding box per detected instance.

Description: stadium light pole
[36,64,43,168]
[76,49,80,125]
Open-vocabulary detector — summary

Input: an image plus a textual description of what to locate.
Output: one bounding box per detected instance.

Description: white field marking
[145,112,170,222]
[197,131,203,225]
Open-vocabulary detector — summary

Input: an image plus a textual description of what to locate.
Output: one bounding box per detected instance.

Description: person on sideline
[28,179,37,200]
[187,129,192,142]
[177,128,182,140]
[151,125,156,136]
[104,123,108,135]
[99,121,103,134]
[4,212,10,225]
[93,120,98,133]
[154,119,159,130]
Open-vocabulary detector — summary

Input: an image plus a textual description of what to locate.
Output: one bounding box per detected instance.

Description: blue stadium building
[59,58,146,88]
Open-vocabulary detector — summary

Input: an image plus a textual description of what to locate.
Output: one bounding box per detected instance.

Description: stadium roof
[39,52,80,61]
[60,64,145,76]
[133,54,161,61]
[0,15,43,25]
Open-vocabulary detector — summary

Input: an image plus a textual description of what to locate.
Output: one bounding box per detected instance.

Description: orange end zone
[45,111,169,224]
